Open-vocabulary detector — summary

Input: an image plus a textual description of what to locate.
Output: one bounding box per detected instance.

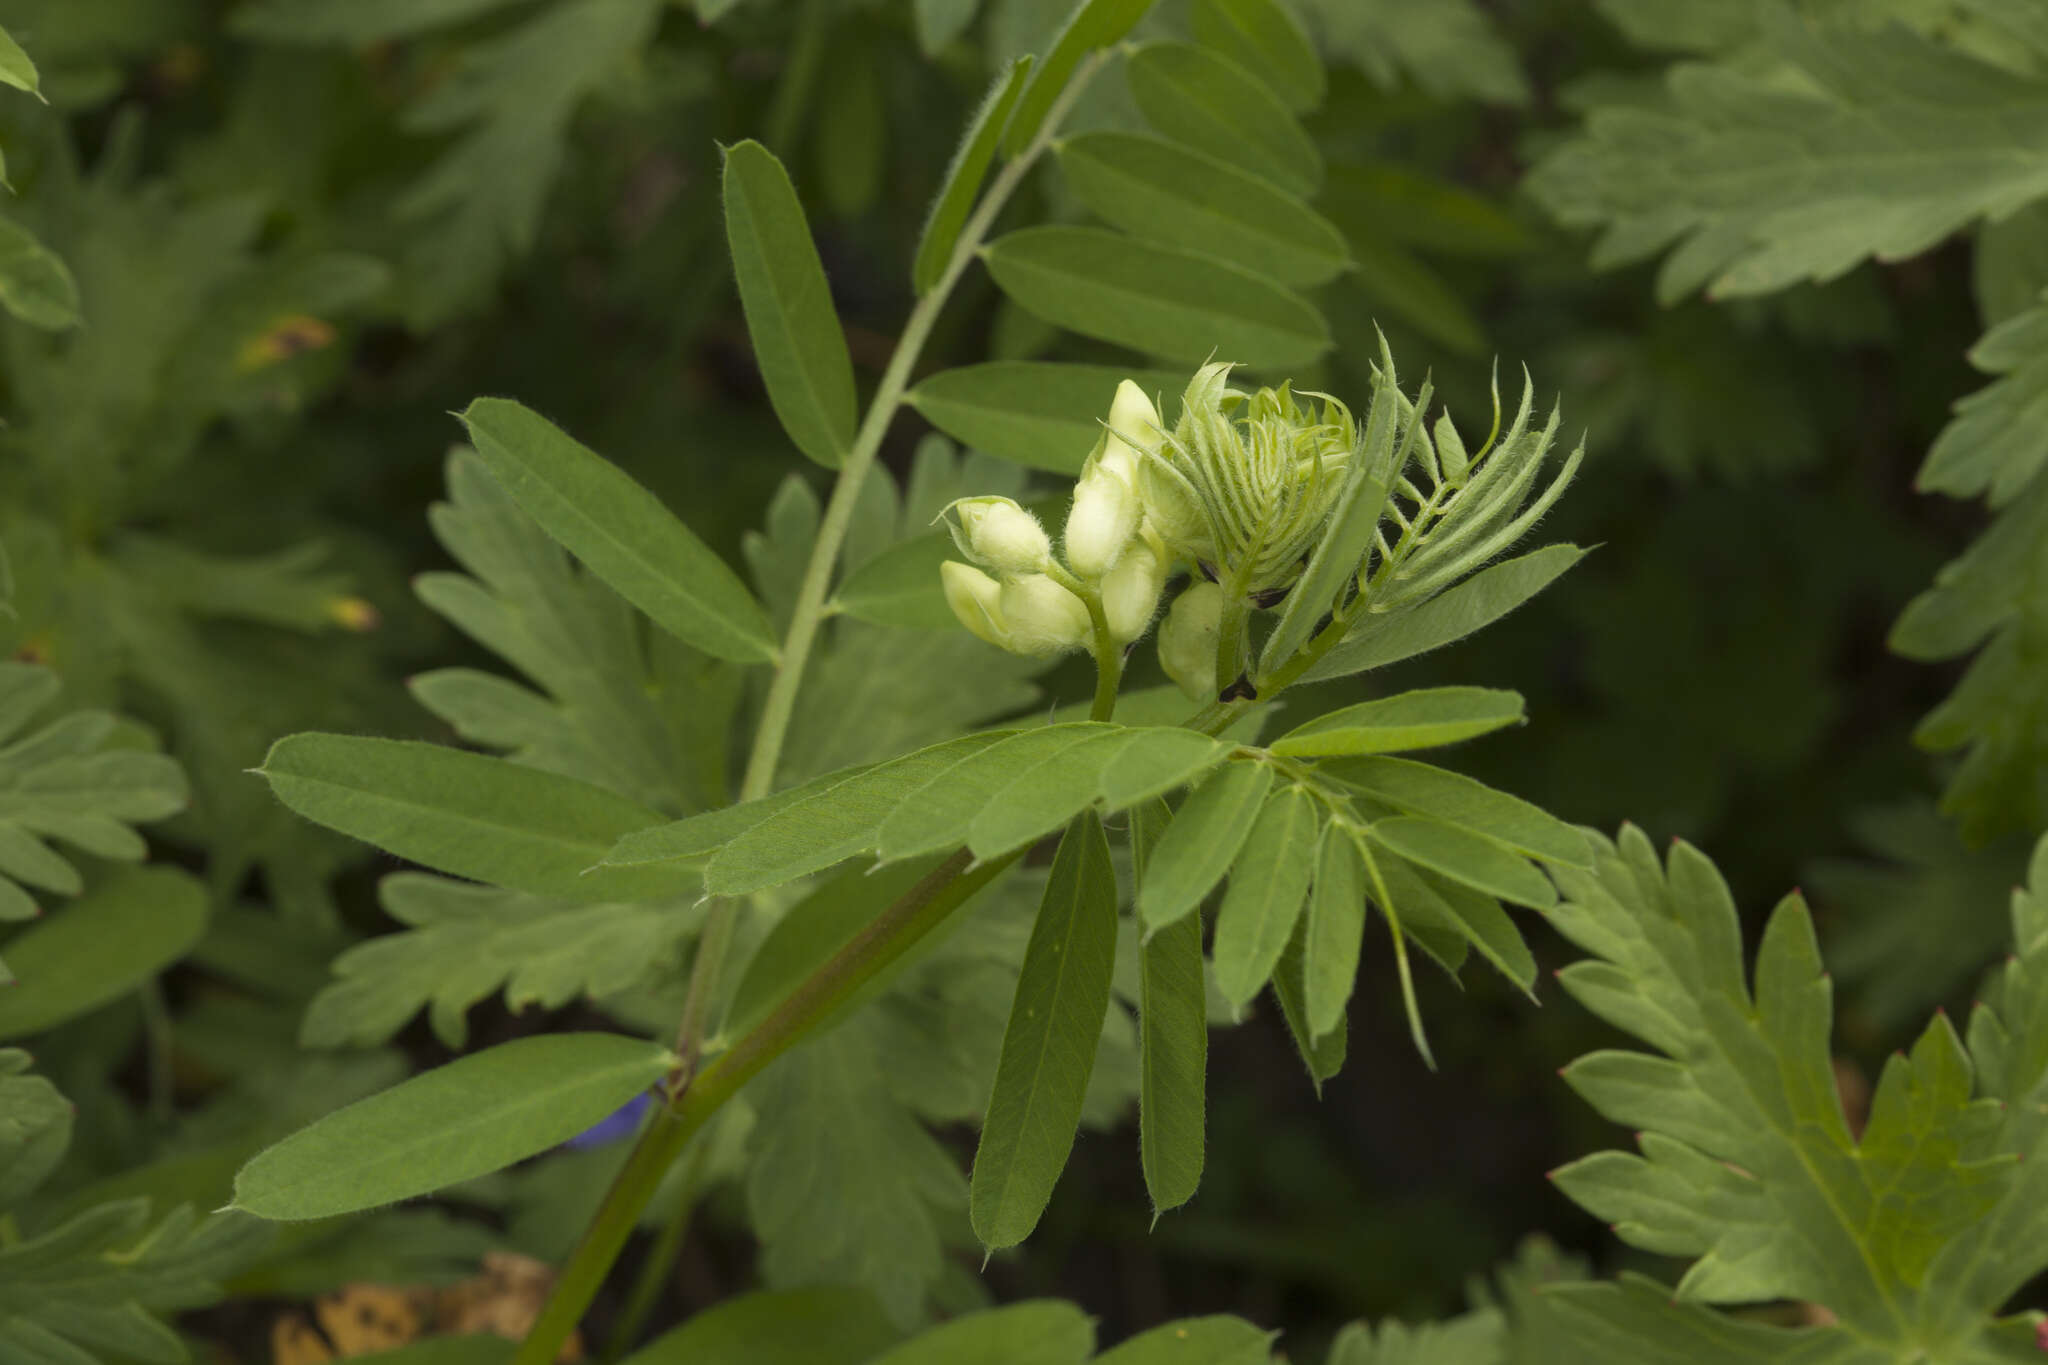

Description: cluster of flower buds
[942,363,1362,698]
[939,380,1170,657]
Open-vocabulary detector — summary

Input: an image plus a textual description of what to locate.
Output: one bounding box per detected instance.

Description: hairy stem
[513,58,1107,1365]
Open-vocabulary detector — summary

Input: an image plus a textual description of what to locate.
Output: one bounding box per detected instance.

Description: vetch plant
[224,0,1596,1353]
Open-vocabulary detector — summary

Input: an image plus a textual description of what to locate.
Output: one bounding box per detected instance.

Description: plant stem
[601,1138,712,1364]
[1082,596,1123,725]
[513,58,1107,1365]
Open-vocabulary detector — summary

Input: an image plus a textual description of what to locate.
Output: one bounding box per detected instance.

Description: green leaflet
[599,762,871,869]
[1000,0,1152,157]
[0,23,40,98]
[814,43,884,219]
[1133,799,1206,1217]
[971,812,1119,1250]
[1304,821,1367,1038]
[1370,851,1534,993]
[1055,133,1350,287]
[1303,0,1527,106]
[1095,1316,1276,1364]
[620,1288,899,1365]
[982,227,1330,368]
[1189,0,1323,113]
[1137,760,1273,933]
[1305,544,1587,682]
[1321,161,1533,261]
[1212,785,1319,1008]
[870,1301,1094,1365]
[969,729,1228,859]
[723,139,859,469]
[0,215,80,330]
[1328,755,1590,867]
[713,733,1012,893]
[905,363,1187,474]
[1125,41,1321,197]
[1270,687,1525,758]
[260,734,694,902]
[0,867,208,1040]
[0,1051,69,1206]
[458,399,775,663]
[913,0,980,54]
[1271,916,1345,1091]
[1364,817,1557,911]
[913,58,1033,295]
[233,1033,673,1221]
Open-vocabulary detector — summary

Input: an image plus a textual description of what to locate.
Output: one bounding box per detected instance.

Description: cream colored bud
[1064,466,1140,580]
[942,561,1011,650]
[1159,581,1223,700]
[1100,379,1162,484]
[998,574,1092,656]
[1101,540,1165,644]
[943,496,1051,577]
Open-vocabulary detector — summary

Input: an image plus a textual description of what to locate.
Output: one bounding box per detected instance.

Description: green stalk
[511,58,1107,1365]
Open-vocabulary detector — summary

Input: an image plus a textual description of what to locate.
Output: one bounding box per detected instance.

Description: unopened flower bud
[942,560,1010,649]
[1159,581,1223,700]
[943,496,1052,577]
[1064,465,1140,579]
[1099,379,1162,485]
[997,573,1092,656]
[1100,539,1165,644]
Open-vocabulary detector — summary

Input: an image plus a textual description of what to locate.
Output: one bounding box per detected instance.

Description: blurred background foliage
[0,0,2034,1358]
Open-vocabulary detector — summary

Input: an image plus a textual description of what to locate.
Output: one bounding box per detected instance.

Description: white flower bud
[943,496,1052,577]
[997,573,1093,656]
[1064,466,1140,580]
[1100,539,1165,644]
[1159,581,1223,700]
[1099,379,1162,485]
[942,560,1011,650]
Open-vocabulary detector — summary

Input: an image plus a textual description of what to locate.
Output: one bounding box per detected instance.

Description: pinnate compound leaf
[914,58,1033,295]
[1527,12,2048,302]
[971,812,1119,1251]
[1190,0,1322,113]
[0,664,186,935]
[1328,755,1590,867]
[1125,42,1321,197]
[0,1200,267,1365]
[619,1288,899,1365]
[1304,544,1587,681]
[905,363,1186,474]
[1056,133,1350,287]
[458,398,775,663]
[1371,853,1533,994]
[870,1301,1093,1365]
[746,1012,969,1327]
[1132,799,1206,1217]
[0,867,208,1041]
[1270,687,1524,758]
[985,226,1329,369]
[233,1033,673,1220]
[1095,1316,1275,1364]
[1540,826,2048,1357]
[1890,297,2048,840]
[301,873,697,1050]
[724,140,859,468]
[1000,0,1152,157]
[261,734,693,902]
[1212,785,1319,1008]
